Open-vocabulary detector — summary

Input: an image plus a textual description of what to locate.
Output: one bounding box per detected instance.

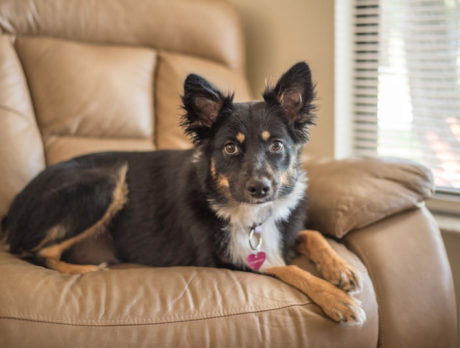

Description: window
[337,0,460,195]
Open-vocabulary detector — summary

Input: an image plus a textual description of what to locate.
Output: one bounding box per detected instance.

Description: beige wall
[229,0,335,158]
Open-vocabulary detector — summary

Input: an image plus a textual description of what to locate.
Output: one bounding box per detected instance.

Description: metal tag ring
[248,228,263,251]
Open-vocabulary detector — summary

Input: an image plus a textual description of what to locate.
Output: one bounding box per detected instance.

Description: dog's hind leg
[265,265,365,325]
[38,239,108,274]
[35,164,128,274]
[296,230,360,292]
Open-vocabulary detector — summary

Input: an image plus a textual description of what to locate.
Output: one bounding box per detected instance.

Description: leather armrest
[303,156,434,238]
[343,206,457,348]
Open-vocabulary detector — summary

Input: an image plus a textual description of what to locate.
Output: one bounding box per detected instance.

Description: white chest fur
[211,174,307,273]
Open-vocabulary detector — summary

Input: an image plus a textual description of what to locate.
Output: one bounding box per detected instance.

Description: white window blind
[351,0,460,193]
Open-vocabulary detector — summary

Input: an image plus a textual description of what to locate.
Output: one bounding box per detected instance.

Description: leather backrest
[0,0,245,72]
[0,0,252,218]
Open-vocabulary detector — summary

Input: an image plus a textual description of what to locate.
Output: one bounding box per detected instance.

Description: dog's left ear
[263,62,316,142]
[181,74,233,145]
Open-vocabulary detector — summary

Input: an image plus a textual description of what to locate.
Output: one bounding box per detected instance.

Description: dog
[1,62,365,325]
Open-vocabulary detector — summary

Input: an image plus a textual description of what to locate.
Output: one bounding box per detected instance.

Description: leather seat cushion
[0,239,377,347]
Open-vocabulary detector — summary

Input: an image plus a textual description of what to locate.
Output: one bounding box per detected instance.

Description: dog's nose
[246,178,271,199]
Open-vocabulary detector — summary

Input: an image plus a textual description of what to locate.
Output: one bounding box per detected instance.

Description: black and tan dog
[2,62,365,325]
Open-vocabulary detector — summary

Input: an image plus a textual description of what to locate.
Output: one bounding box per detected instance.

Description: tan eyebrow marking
[236,132,245,143]
[261,131,270,141]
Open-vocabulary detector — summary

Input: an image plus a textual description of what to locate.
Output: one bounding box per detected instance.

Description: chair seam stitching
[0,302,315,327]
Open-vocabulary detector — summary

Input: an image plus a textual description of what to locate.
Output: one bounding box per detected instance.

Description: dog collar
[246,210,272,271]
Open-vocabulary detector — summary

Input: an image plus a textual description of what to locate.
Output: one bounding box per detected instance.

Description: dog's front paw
[295,230,361,293]
[316,284,366,325]
[266,265,365,325]
[320,258,361,293]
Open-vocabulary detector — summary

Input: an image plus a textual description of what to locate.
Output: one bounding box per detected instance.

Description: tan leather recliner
[0,1,456,347]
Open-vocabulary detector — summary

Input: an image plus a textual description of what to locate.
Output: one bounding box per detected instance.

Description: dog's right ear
[181,74,233,145]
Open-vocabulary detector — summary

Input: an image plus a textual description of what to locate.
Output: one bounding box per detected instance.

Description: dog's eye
[270,140,284,153]
[223,142,240,156]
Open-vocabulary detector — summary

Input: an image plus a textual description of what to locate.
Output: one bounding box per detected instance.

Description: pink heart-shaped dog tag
[247,251,266,271]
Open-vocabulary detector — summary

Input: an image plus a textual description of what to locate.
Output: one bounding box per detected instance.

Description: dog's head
[182,62,315,205]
